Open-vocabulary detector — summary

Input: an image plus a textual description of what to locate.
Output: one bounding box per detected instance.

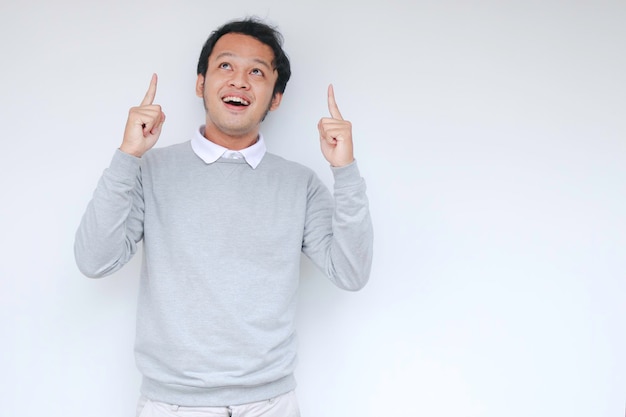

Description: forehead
[209,33,275,65]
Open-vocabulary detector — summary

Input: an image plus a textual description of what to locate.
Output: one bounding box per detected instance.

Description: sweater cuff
[331,160,363,189]
[108,149,141,181]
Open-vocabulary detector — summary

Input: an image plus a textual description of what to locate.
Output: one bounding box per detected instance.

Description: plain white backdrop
[1,1,625,416]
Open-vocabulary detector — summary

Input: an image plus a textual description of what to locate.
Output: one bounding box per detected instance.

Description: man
[75,17,373,417]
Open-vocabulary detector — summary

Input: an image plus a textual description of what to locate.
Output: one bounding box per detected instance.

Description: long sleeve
[74,150,145,278]
[302,160,373,291]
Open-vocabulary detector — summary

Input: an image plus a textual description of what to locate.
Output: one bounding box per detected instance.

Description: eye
[219,62,232,70]
[250,68,264,77]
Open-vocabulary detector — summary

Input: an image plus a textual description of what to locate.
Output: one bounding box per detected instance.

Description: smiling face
[196,33,283,149]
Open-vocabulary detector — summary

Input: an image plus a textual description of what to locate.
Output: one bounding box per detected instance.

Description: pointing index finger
[327,84,344,120]
[141,73,158,106]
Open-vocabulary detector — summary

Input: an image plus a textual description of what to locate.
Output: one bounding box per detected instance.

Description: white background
[1,1,625,416]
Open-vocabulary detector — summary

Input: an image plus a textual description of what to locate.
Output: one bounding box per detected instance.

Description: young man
[75,18,373,417]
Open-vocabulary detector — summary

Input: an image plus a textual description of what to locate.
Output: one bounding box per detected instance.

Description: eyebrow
[214,52,273,70]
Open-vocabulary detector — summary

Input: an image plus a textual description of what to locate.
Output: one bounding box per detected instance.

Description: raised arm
[305,85,373,290]
[74,75,163,277]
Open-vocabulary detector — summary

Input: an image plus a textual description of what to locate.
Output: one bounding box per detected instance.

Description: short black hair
[197,17,291,96]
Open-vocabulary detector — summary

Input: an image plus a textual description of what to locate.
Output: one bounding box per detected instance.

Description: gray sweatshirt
[74,140,373,406]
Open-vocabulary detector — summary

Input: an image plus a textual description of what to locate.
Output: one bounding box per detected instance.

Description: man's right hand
[120,73,166,157]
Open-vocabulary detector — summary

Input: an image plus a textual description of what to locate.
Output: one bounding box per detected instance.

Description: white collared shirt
[190,125,266,169]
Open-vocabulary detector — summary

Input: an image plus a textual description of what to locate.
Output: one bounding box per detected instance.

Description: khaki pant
[136,391,300,417]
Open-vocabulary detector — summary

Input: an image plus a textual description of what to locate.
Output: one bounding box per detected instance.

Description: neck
[203,123,259,151]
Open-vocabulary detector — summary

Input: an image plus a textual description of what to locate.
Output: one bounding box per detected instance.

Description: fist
[317,84,354,167]
[120,73,166,157]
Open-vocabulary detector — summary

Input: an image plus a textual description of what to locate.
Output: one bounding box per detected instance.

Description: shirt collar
[191,125,266,169]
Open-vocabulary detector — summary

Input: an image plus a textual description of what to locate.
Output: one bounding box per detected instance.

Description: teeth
[223,96,250,105]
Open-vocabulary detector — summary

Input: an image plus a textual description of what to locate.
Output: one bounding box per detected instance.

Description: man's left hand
[318,84,355,167]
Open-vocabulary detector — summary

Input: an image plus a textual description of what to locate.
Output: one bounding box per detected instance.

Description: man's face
[196,33,282,141]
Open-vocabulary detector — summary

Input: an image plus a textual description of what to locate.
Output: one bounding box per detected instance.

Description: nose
[229,69,249,89]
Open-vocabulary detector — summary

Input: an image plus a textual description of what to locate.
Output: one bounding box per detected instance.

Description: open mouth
[222,96,250,107]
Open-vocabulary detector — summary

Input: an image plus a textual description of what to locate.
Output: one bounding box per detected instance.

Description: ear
[269,92,283,111]
[195,74,205,97]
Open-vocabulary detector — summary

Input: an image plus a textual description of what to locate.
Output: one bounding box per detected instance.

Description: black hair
[196,17,291,96]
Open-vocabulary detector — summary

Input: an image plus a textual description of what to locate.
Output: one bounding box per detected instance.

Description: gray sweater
[74,140,373,406]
